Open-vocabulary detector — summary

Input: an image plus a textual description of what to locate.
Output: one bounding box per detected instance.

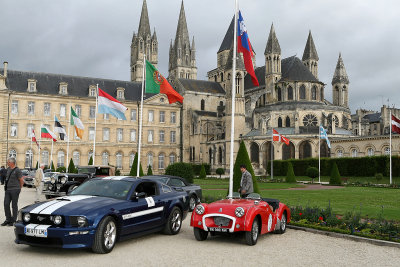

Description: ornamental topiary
[199,164,206,179]
[329,161,342,185]
[165,162,194,183]
[68,158,77,173]
[147,165,153,175]
[88,156,93,165]
[306,166,319,184]
[233,141,259,193]
[286,162,297,183]
[216,168,225,178]
[129,155,144,177]
[56,166,66,173]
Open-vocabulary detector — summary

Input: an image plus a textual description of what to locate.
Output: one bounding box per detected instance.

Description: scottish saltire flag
[54,115,67,140]
[320,125,331,148]
[237,11,259,87]
[98,88,128,120]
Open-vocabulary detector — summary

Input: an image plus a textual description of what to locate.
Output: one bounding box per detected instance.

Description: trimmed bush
[35,161,38,169]
[115,169,121,176]
[233,141,259,193]
[68,158,77,173]
[286,162,296,183]
[165,162,194,183]
[216,168,225,178]
[88,156,93,165]
[50,161,55,172]
[147,165,153,175]
[306,166,319,183]
[192,164,211,175]
[329,161,341,185]
[199,165,206,179]
[56,166,66,173]
[129,155,144,177]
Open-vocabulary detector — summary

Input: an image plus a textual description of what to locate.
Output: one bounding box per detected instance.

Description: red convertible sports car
[190,193,290,245]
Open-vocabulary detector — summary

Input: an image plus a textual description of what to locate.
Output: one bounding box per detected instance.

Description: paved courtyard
[0,187,399,267]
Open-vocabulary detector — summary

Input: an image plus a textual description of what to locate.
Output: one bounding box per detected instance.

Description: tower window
[287,86,293,100]
[278,117,282,127]
[311,86,317,100]
[300,85,306,100]
[201,99,205,111]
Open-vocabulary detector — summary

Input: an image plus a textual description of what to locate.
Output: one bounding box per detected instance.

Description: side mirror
[131,192,146,200]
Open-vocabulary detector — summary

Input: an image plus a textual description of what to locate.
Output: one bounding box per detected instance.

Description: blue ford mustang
[14,176,189,253]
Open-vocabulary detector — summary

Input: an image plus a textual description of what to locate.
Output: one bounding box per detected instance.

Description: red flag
[273,129,290,146]
[32,129,40,149]
[392,114,400,134]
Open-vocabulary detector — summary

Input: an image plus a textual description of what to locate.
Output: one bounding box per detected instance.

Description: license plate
[209,227,228,232]
[24,224,49,238]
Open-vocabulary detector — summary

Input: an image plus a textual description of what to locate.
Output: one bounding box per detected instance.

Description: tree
[56,166,66,173]
[199,164,206,179]
[129,155,144,177]
[306,166,318,184]
[329,161,341,185]
[68,158,77,173]
[35,161,38,169]
[286,162,296,183]
[50,161,55,172]
[165,162,194,183]
[147,165,153,175]
[233,141,259,193]
[88,156,93,165]
[216,168,225,178]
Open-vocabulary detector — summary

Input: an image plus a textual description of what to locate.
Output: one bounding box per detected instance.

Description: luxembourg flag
[98,88,128,120]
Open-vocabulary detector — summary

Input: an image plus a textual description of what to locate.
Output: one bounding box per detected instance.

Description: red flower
[319,216,323,221]
[299,213,302,216]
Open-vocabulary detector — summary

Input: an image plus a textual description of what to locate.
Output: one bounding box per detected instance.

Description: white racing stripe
[122,207,164,220]
[30,195,95,215]
[30,200,61,214]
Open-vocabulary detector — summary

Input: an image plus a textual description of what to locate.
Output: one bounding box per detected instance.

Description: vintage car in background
[191,193,291,245]
[143,175,202,211]
[22,169,36,188]
[15,176,189,254]
[42,165,114,199]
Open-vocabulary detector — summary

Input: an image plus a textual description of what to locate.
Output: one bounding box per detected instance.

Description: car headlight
[50,177,56,184]
[48,184,53,190]
[235,207,245,218]
[23,213,31,222]
[195,204,205,215]
[77,216,88,227]
[51,215,62,225]
[60,177,67,184]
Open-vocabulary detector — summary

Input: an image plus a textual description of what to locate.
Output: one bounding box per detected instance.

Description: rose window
[302,114,318,126]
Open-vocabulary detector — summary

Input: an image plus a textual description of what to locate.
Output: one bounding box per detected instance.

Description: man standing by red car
[239,164,253,198]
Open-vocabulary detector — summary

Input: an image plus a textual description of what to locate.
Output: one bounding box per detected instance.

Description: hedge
[192,164,211,175]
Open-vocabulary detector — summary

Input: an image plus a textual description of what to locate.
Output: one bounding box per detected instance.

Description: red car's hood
[204,199,259,213]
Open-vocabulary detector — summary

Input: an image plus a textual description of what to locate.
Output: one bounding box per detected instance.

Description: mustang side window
[162,184,172,193]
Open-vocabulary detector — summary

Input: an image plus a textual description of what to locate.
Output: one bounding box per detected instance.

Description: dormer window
[59,82,68,95]
[89,86,97,97]
[116,87,125,100]
[27,79,37,92]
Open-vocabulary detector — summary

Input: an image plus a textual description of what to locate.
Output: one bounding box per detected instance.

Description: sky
[1,0,399,113]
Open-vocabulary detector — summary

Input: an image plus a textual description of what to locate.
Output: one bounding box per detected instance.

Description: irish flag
[41,126,57,142]
[70,107,84,139]
[98,88,127,120]
[145,60,183,104]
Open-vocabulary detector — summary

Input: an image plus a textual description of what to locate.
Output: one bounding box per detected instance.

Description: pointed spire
[152,28,157,40]
[174,0,191,49]
[265,23,281,55]
[138,0,151,37]
[218,16,235,53]
[302,31,319,61]
[191,36,195,50]
[332,53,349,85]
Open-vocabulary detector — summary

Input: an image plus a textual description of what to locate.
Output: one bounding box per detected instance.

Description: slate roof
[218,17,234,53]
[178,78,225,94]
[2,68,155,101]
[194,110,218,117]
[364,113,381,123]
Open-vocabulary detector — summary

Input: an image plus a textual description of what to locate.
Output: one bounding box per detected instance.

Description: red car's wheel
[194,227,208,241]
[276,213,287,234]
[245,218,259,246]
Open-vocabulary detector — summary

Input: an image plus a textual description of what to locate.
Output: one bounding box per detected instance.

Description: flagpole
[30,121,33,169]
[93,84,98,166]
[390,110,392,185]
[51,114,54,169]
[228,0,238,198]
[319,126,321,184]
[137,54,146,177]
[66,104,70,170]
[271,129,273,180]
[38,132,41,167]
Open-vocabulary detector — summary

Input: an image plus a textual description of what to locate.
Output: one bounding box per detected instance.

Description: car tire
[45,195,52,200]
[194,227,208,241]
[245,218,259,246]
[163,207,182,235]
[276,213,287,234]
[92,216,117,254]
[189,195,197,212]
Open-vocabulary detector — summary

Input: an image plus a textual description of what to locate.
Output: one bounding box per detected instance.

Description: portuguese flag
[145,60,183,104]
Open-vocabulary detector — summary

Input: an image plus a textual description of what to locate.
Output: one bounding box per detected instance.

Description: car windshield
[78,167,96,174]
[70,179,133,200]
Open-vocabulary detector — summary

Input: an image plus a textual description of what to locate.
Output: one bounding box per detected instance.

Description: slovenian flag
[54,115,67,140]
[41,126,57,142]
[70,107,84,139]
[237,11,259,87]
[320,125,331,148]
[98,88,128,120]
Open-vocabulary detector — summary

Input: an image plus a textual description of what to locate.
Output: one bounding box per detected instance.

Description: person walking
[2,158,23,226]
[0,166,6,185]
[34,164,45,203]
[239,164,253,198]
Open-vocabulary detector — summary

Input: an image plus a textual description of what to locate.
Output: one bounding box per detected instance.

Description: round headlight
[48,184,53,190]
[77,216,87,227]
[23,213,31,222]
[52,215,62,225]
[195,204,205,215]
[235,207,245,218]
[50,177,56,184]
[60,177,67,184]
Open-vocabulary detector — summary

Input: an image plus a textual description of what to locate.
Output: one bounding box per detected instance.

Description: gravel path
[0,187,398,267]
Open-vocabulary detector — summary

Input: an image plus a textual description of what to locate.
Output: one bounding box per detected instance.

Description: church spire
[302,30,319,78]
[174,0,190,49]
[265,23,281,55]
[332,53,349,84]
[332,53,350,108]
[138,0,151,38]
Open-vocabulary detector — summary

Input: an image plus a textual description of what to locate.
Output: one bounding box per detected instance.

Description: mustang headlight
[23,213,31,222]
[70,216,89,227]
[195,204,205,215]
[50,177,56,184]
[235,207,245,218]
[51,215,62,225]
[60,177,67,184]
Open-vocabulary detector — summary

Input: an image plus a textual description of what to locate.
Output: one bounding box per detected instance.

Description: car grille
[213,216,231,227]
[17,235,62,247]
[29,214,65,227]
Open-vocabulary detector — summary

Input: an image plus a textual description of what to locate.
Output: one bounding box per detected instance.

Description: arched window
[201,99,205,111]
[285,116,290,127]
[169,153,176,165]
[8,149,17,159]
[384,147,390,155]
[158,153,165,169]
[300,85,306,100]
[351,149,358,158]
[278,117,282,127]
[235,73,241,94]
[277,87,282,101]
[57,151,65,167]
[287,86,293,100]
[25,150,33,168]
[311,86,317,100]
[73,151,80,166]
[129,153,135,167]
[102,152,109,165]
[41,150,49,166]
[337,149,343,158]
[147,153,153,168]
[116,152,123,169]
[367,148,374,156]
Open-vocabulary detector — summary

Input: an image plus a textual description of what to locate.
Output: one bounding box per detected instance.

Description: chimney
[3,62,8,77]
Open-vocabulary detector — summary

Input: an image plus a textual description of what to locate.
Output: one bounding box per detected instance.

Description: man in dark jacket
[2,158,23,226]
[0,166,6,185]
[239,164,253,198]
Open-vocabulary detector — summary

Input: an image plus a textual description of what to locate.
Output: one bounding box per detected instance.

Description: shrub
[56,166,66,173]
[233,141,259,193]
[35,161,38,169]
[50,161,55,172]
[216,168,225,178]
[115,169,121,176]
[67,158,77,173]
[88,156,93,165]
[286,162,296,183]
[306,166,318,183]
[147,165,153,175]
[165,162,194,183]
[329,161,341,185]
[192,164,211,175]
[199,165,206,179]
[375,173,383,183]
[129,155,144,177]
